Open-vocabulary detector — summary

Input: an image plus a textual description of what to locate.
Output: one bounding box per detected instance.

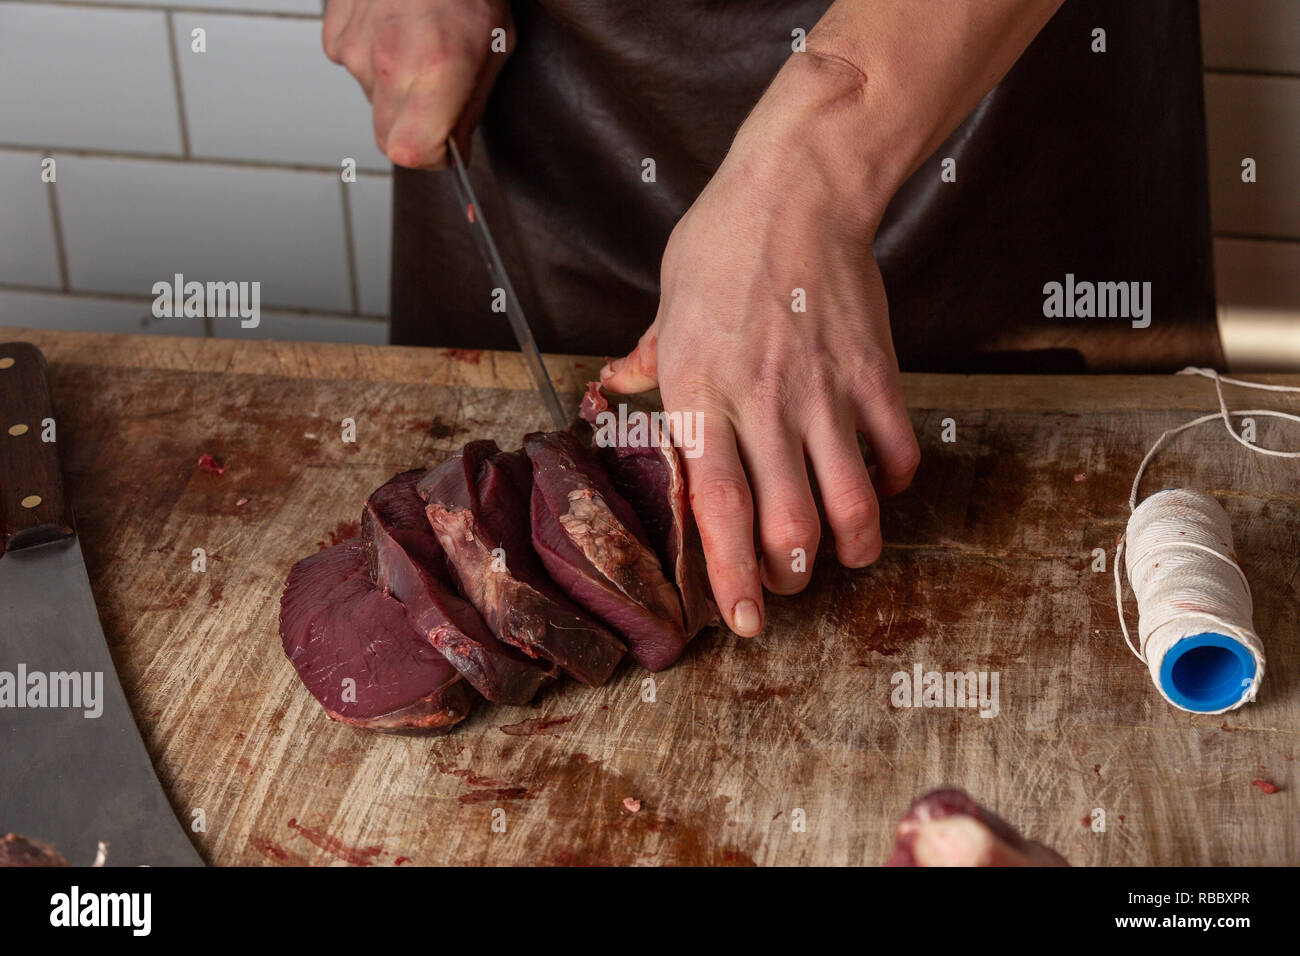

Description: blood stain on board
[394,856,411,866]
[434,762,514,788]
[445,348,482,364]
[1093,764,1101,777]
[286,818,384,866]
[1251,779,1280,795]
[250,836,308,866]
[316,519,360,550]
[543,752,755,866]
[422,417,461,441]
[325,747,353,767]
[499,714,574,736]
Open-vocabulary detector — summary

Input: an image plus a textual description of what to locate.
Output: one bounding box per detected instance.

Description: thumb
[600,321,661,393]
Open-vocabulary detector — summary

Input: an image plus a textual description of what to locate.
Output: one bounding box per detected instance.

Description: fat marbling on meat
[420,440,626,686]
[524,429,689,671]
[363,469,553,705]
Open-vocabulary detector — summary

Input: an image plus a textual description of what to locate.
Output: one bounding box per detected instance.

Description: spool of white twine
[1114,368,1300,714]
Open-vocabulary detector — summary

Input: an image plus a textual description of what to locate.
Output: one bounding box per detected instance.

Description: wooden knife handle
[0,342,74,555]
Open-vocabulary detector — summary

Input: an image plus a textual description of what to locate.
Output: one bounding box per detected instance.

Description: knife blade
[0,342,203,866]
[445,137,570,430]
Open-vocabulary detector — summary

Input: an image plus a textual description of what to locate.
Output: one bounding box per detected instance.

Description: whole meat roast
[278,384,717,732]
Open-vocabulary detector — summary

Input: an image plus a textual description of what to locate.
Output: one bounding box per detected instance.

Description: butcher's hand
[322,0,512,168]
[601,53,920,638]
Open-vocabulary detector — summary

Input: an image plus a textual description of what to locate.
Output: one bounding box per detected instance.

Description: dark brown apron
[390,0,1222,373]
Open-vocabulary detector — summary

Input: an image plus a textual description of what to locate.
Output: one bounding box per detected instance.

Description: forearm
[735,0,1063,231]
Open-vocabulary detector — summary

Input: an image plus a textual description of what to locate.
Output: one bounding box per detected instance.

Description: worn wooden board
[3,328,1296,866]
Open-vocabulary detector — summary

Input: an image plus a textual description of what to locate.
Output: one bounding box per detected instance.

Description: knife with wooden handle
[0,342,203,866]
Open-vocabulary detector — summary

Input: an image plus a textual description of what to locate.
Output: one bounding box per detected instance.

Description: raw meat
[885,789,1068,866]
[524,430,689,671]
[279,539,475,732]
[0,833,67,867]
[580,382,715,636]
[421,441,625,686]
[363,470,553,705]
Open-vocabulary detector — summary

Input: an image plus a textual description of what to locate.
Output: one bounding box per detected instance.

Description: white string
[1112,368,1300,713]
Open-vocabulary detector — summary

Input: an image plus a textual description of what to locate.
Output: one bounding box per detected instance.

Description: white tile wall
[0,4,183,155]
[0,289,201,336]
[173,12,387,170]
[54,155,353,312]
[0,151,62,289]
[346,174,392,317]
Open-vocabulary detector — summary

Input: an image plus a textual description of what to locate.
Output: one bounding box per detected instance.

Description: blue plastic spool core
[1159,632,1256,712]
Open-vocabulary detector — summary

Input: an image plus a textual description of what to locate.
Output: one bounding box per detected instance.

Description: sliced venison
[580,382,715,637]
[524,430,689,671]
[279,539,475,732]
[420,441,625,686]
[363,470,552,705]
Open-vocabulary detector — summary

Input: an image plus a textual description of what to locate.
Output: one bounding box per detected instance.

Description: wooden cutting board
[4,328,1296,866]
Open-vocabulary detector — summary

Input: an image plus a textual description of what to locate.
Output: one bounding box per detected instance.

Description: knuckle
[850,356,902,407]
[339,45,368,77]
[762,510,822,555]
[824,482,879,530]
[692,475,752,522]
[744,360,796,417]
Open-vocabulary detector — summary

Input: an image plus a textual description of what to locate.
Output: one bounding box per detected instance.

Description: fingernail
[731,599,761,636]
[600,359,621,379]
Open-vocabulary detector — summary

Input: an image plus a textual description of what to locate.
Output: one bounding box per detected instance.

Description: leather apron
[390,0,1222,373]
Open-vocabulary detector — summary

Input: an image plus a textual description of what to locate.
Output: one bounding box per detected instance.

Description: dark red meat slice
[580,383,715,637]
[363,470,552,705]
[420,441,625,686]
[279,539,475,732]
[524,430,689,671]
[0,833,68,867]
[885,789,1069,866]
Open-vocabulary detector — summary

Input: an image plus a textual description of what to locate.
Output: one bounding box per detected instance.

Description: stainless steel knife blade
[446,137,570,430]
[0,342,202,867]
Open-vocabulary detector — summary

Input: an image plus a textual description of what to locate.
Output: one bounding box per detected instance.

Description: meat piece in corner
[279,539,475,733]
[363,470,553,705]
[580,382,716,637]
[885,789,1068,866]
[525,430,689,671]
[421,441,626,686]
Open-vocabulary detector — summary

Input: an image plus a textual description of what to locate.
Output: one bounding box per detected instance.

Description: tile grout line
[0,0,323,21]
[163,10,193,163]
[0,281,387,323]
[338,178,362,316]
[0,143,391,178]
[42,151,73,293]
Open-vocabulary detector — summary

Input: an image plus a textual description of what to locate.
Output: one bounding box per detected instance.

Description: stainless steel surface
[0,537,203,866]
[446,137,570,430]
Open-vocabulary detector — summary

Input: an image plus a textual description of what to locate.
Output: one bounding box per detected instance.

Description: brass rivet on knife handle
[0,343,75,556]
